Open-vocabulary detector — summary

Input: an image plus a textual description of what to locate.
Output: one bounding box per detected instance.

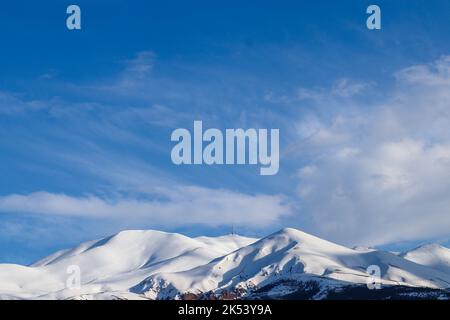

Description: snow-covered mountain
[1,228,450,300]
[132,228,450,299]
[0,230,256,300]
[401,244,450,275]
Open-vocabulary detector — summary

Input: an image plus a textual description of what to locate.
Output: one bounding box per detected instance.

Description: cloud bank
[296,56,450,245]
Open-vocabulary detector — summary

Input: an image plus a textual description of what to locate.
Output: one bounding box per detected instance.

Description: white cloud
[124,51,155,79]
[331,78,373,98]
[296,78,372,102]
[0,187,291,228]
[0,92,48,115]
[265,78,372,105]
[295,56,450,245]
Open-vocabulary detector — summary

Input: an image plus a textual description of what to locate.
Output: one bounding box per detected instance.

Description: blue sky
[1,1,450,264]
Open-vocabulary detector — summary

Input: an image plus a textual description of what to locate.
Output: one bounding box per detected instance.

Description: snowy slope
[0,230,256,299]
[402,244,450,275]
[133,228,450,299]
[1,228,449,300]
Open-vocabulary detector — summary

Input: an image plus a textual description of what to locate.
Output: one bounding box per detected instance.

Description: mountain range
[1,228,450,300]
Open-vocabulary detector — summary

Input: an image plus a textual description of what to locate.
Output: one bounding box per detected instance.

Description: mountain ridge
[1,228,450,300]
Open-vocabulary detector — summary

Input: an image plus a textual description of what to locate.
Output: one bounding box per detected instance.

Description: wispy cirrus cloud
[0,50,293,236]
[123,51,156,79]
[0,91,48,115]
[264,78,373,106]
